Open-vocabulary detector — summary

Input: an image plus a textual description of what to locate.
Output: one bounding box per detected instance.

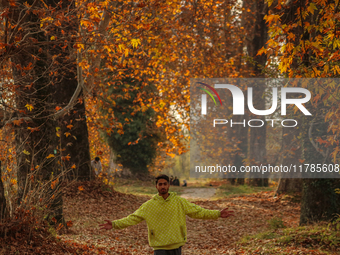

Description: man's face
[156,179,169,195]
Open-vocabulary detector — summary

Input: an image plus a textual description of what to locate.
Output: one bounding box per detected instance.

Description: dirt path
[60,183,303,254]
[180,187,217,200]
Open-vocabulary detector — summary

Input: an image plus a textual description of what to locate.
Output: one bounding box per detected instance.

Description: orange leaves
[55,106,62,111]
[256,46,266,56]
[78,186,84,191]
[51,178,59,189]
[13,119,23,126]
[61,154,71,161]
[167,153,176,158]
[264,14,280,25]
[10,178,17,185]
[46,154,55,159]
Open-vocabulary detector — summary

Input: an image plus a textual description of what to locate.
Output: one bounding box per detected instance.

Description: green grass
[113,178,276,198]
[238,218,340,254]
[113,178,184,197]
[214,183,275,198]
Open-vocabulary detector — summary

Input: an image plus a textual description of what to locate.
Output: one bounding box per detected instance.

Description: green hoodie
[112,192,221,250]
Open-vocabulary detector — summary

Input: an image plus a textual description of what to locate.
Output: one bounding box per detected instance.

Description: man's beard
[159,188,168,194]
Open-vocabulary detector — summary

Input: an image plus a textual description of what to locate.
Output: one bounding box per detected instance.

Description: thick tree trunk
[10,0,91,226]
[0,161,6,220]
[300,115,340,224]
[300,179,340,225]
[275,178,302,195]
[245,0,268,186]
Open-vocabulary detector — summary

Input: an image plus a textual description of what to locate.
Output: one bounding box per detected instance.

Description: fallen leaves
[1,181,337,254]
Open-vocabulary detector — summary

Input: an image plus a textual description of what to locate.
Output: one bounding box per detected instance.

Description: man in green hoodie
[99,174,234,254]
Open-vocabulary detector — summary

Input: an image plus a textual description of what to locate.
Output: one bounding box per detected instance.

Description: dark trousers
[154,247,182,255]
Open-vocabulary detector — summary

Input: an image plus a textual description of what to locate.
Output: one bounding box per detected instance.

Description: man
[173,176,180,186]
[99,174,233,254]
[91,157,102,177]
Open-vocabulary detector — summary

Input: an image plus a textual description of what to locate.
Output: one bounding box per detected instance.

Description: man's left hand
[220,207,234,218]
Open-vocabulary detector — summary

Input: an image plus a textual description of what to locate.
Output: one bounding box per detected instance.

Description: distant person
[182,180,187,187]
[170,175,174,185]
[99,174,233,255]
[91,157,102,178]
[173,176,180,186]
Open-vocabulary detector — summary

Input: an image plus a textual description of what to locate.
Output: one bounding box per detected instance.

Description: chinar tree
[100,69,162,176]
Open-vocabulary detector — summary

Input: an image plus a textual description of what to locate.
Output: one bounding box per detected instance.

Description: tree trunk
[9,0,91,226]
[300,179,340,225]
[300,114,340,224]
[275,178,302,195]
[245,0,268,186]
[0,161,6,220]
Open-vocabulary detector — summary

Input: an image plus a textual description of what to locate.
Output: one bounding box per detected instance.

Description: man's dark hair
[155,174,169,184]
[95,157,100,161]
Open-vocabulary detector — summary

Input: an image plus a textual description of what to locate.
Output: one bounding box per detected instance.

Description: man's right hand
[99,220,113,230]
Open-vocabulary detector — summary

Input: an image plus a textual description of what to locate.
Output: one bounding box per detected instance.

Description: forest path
[180,187,216,199]
[59,182,305,254]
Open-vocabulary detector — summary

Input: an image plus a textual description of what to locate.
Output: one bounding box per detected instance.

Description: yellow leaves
[75,43,85,52]
[80,19,92,28]
[64,132,71,137]
[56,127,61,137]
[10,178,17,185]
[40,17,53,28]
[324,64,329,74]
[125,48,129,57]
[118,44,125,52]
[257,46,266,56]
[50,36,56,41]
[331,147,339,163]
[25,104,34,111]
[46,154,55,159]
[312,67,321,77]
[307,3,317,15]
[333,39,340,50]
[71,164,76,169]
[23,150,30,155]
[332,65,340,75]
[131,39,141,48]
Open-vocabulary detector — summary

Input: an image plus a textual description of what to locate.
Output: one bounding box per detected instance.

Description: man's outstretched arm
[182,198,233,219]
[99,204,146,231]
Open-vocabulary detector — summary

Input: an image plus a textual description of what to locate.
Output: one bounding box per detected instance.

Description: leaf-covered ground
[59,181,339,255]
[1,180,338,254]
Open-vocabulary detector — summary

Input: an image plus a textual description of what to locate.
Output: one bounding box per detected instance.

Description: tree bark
[0,161,6,220]
[245,0,268,186]
[8,0,91,226]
